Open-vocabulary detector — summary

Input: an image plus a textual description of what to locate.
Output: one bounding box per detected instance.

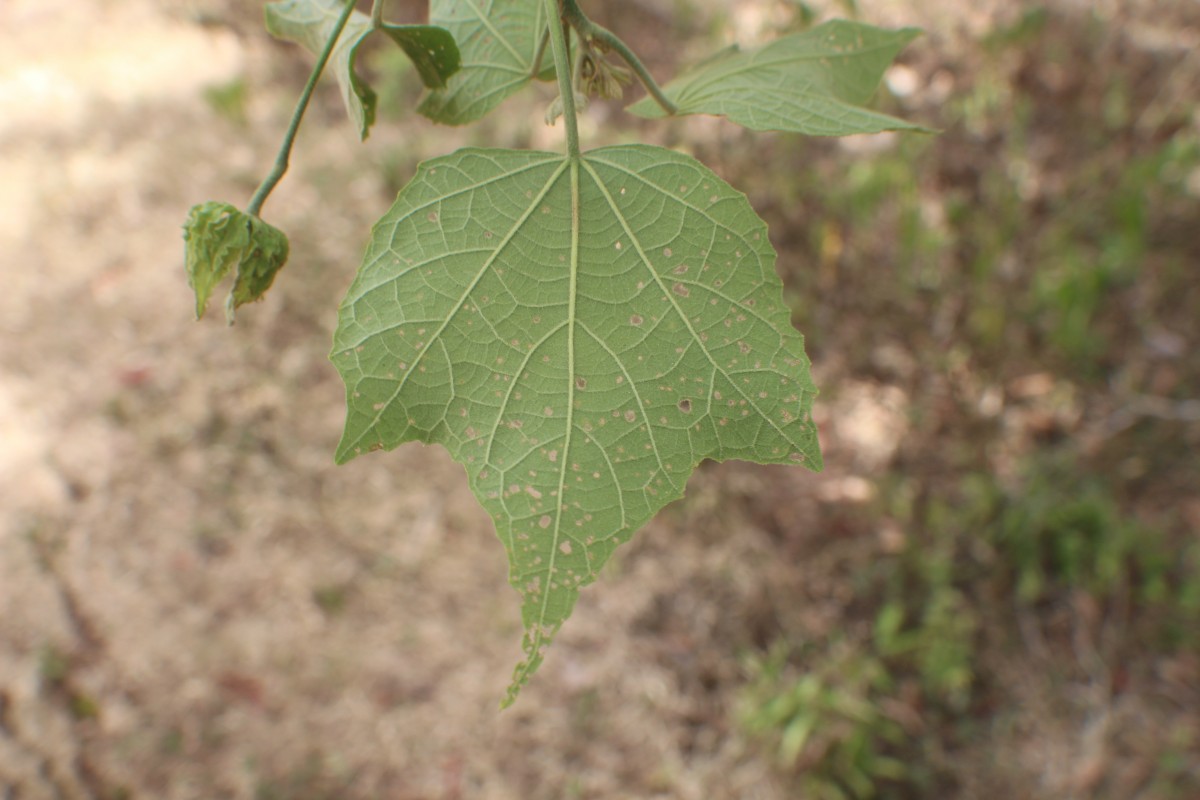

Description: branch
[248,0,358,216]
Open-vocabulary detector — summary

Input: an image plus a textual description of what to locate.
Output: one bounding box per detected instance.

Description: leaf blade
[332,145,821,703]
[377,24,461,90]
[183,201,249,319]
[628,20,927,136]
[418,0,550,125]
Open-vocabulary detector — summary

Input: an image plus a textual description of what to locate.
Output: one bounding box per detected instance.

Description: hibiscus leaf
[332,144,822,704]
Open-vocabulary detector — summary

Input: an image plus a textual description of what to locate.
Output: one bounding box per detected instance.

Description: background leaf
[628,20,927,136]
[331,145,822,703]
[377,24,461,90]
[265,0,459,139]
[419,0,552,125]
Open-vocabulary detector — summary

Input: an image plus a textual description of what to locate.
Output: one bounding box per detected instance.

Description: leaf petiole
[545,0,581,158]
[247,0,357,217]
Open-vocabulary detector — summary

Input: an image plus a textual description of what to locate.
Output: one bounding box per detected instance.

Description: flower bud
[183,201,289,323]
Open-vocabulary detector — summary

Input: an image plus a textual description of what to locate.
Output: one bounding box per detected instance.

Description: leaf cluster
[184,0,926,704]
[183,201,289,323]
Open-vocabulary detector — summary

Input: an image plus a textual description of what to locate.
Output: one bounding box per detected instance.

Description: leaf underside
[331,144,822,704]
[419,0,552,126]
[628,20,927,136]
[265,0,460,139]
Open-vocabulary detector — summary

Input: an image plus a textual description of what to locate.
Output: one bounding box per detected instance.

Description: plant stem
[371,0,384,30]
[590,23,677,114]
[247,0,357,217]
[545,0,581,158]
[560,0,677,116]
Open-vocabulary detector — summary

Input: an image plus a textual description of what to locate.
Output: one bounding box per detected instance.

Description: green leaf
[183,202,249,319]
[183,202,289,323]
[380,25,461,89]
[227,217,290,320]
[265,0,460,139]
[628,20,927,136]
[331,145,822,704]
[419,0,552,125]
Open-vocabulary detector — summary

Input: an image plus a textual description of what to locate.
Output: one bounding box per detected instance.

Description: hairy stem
[546,0,581,158]
[560,0,677,115]
[247,0,357,217]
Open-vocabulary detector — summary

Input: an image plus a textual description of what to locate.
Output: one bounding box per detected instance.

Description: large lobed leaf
[332,145,822,703]
[419,0,553,125]
[628,20,928,136]
[266,0,460,139]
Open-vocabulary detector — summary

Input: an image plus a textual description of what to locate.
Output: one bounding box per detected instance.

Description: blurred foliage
[980,456,1200,648]
[741,642,919,800]
[742,443,1200,797]
[203,77,249,126]
[739,1,1200,795]
[874,541,977,713]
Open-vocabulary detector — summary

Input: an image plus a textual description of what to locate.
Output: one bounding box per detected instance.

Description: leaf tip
[502,657,536,709]
[807,444,826,474]
[332,434,360,466]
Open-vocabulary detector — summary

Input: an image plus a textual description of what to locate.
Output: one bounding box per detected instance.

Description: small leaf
[377,24,461,90]
[226,215,290,323]
[332,145,822,704]
[628,20,928,136]
[183,201,250,319]
[419,0,553,125]
[182,202,289,322]
[265,0,460,139]
[544,90,587,127]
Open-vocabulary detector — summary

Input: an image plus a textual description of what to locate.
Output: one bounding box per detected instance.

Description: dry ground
[2,1,1197,798]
